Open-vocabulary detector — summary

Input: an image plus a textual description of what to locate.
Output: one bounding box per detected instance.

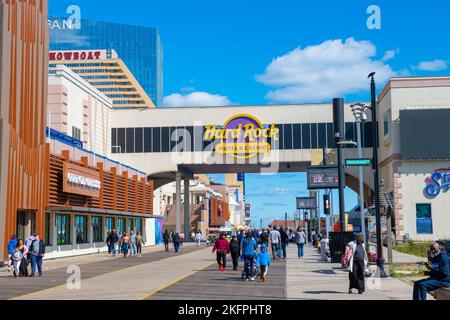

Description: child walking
[11,246,23,279]
[213,232,230,271]
[256,244,271,282]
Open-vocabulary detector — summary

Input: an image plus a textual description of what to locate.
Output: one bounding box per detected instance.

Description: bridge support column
[175,172,182,233]
[184,177,190,238]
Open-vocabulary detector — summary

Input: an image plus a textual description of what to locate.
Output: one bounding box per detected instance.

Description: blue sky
[49,0,450,226]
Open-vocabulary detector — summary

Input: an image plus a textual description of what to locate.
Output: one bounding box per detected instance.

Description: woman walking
[213,232,230,271]
[121,232,130,258]
[136,231,145,258]
[294,227,306,259]
[346,233,368,294]
[17,239,28,277]
[242,232,257,281]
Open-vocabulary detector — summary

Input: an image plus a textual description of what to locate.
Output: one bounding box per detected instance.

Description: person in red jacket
[213,232,230,271]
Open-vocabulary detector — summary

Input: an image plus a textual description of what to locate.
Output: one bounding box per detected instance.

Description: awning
[47,206,156,219]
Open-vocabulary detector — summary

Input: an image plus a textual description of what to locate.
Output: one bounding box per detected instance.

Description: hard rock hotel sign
[203,114,279,160]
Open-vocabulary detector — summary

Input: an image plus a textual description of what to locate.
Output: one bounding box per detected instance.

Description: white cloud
[270,187,291,195]
[256,38,397,103]
[162,91,232,107]
[412,59,448,71]
[381,49,399,62]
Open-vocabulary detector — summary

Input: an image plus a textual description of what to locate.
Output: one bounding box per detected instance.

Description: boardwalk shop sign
[424,168,450,198]
[63,162,101,198]
[204,114,279,159]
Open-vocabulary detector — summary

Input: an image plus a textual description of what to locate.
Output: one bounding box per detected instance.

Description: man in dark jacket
[413,242,450,300]
[172,232,181,253]
[279,227,289,259]
[259,229,269,247]
[30,233,45,277]
[229,235,240,271]
[163,230,170,252]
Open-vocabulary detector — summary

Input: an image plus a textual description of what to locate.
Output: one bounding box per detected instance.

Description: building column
[175,172,182,233]
[184,177,190,237]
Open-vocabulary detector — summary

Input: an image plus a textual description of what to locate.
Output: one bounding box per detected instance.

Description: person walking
[269,226,281,261]
[195,230,202,247]
[172,232,182,253]
[29,233,45,277]
[242,232,257,281]
[190,231,196,242]
[256,244,271,283]
[136,231,145,258]
[129,231,136,256]
[345,233,368,294]
[163,230,170,252]
[413,242,450,300]
[229,235,240,271]
[213,232,230,271]
[121,232,130,258]
[16,239,28,277]
[106,232,112,254]
[280,227,289,259]
[259,228,269,248]
[109,230,119,256]
[294,227,307,259]
[11,245,23,279]
[117,231,122,255]
[7,234,18,272]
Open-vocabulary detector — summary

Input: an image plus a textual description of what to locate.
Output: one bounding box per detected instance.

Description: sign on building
[307,166,339,189]
[63,162,101,197]
[296,197,317,209]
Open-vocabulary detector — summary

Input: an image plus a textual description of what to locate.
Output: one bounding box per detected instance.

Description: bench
[435,287,450,300]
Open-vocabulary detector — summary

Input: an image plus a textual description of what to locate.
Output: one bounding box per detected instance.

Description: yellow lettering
[204,125,216,140]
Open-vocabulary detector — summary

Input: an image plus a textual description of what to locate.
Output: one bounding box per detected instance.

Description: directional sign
[345,158,372,167]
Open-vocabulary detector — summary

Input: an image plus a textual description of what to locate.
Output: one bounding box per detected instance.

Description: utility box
[329,232,354,263]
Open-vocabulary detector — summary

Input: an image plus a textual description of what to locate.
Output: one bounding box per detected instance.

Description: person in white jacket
[346,233,368,294]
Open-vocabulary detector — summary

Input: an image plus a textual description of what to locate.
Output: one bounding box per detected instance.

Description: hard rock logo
[204,114,279,159]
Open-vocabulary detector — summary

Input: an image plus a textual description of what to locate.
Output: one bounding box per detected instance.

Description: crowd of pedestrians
[106,230,145,258]
[6,233,46,279]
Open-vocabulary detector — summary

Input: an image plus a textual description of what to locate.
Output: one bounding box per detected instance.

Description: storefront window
[128,218,134,232]
[56,214,71,245]
[92,216,103,242]
[106,217,115,233]
[118,218,126,235]
[45,213,52,245]
[416,204,433,234]
[135,218,142,234]
[76,215,88,243]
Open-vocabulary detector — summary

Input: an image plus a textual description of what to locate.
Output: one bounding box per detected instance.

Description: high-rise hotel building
[50,19,163,106]
[49,49,155,110]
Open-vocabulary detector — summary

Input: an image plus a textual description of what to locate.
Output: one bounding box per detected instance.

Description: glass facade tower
[50,18,163,106]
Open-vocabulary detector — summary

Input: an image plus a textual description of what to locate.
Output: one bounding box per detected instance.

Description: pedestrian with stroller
[256,243,271,282]
[229,235,240,271]
[213,232,230,271]
[242,232,257,281]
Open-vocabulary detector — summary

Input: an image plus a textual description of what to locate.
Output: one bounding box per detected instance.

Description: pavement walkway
[286,244,419,300]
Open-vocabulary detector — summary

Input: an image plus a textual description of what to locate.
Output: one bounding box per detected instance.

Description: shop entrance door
[16,210,36,240]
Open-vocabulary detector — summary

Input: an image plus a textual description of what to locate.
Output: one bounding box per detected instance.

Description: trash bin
[329,232,355,263]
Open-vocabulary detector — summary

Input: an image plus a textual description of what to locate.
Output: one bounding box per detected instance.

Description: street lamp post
[350,103,369,241]
[368,72,387,278]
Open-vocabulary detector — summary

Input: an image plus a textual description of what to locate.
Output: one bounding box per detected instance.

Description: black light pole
[333,98,346,232]
[285,212,288,229]
[368,72,387,278]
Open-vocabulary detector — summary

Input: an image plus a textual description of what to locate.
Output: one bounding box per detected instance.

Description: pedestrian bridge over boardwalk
[110,104,375,191]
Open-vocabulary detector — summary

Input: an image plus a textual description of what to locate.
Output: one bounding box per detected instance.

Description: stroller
[241,249,261,280]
